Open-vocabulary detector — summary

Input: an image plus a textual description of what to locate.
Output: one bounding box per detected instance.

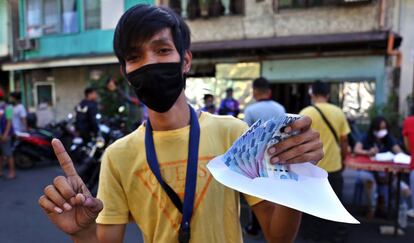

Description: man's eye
[126,55,139,62]
[157,48,172,55]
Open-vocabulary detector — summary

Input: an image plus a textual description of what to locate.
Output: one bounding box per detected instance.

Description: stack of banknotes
[223,114,302,180]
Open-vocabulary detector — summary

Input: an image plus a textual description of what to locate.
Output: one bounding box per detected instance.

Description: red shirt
[402,116,414,170]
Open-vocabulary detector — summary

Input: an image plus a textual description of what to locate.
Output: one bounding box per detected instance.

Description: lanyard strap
[145,106,200,243]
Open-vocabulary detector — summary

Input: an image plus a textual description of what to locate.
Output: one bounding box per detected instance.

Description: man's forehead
[148,28,174,44]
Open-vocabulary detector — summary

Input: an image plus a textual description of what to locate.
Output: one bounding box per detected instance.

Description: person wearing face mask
[354,116,403,217]
[37,4,324,243]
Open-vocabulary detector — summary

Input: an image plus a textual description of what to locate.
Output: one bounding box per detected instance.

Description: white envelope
[207,155,359,224]
[393,152,411,164]
[374,152,395,161]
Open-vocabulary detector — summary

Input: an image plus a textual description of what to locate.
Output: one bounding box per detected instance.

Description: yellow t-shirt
[300,103,350,172]
[96,112,262,243]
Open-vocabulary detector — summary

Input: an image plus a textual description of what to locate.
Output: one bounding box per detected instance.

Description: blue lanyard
[145,106,200,243]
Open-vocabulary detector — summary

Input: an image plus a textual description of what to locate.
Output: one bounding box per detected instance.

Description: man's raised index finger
[52,138,78,177]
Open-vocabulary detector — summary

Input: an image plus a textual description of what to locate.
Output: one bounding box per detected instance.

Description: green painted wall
[125,0,153,10]
[24,30,115,58]
[20,0,154,60]
[261,56,387,104]
[0,0,8,56]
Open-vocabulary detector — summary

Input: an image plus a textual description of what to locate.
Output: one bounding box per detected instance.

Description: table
[344,155,411,236]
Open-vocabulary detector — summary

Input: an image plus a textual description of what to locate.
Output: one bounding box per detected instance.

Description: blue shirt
[244,100,286,126]
[360,133,397,153]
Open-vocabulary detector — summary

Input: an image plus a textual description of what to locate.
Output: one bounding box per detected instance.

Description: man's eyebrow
[149,37,174,46]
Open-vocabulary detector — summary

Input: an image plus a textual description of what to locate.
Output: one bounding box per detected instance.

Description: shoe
[407,209,414,218]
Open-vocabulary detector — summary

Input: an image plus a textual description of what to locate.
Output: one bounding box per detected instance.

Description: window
[25,0,79,37]
[43,0,60,34]
[160,0,244,19]
[34,82,55,107]
[26,0,42,38]
[61,0,78,33]
[84,0,101,30]
[279,0,346,8]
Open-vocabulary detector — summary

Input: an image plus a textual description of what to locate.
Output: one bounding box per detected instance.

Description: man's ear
[182,50,192,74]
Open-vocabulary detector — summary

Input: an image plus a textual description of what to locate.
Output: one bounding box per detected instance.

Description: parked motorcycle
[77,110,126,196]
[13,113,76,169]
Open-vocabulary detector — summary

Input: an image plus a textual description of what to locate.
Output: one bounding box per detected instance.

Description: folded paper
[207,114,359,224]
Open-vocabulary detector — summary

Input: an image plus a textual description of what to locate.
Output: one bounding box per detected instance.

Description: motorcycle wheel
[14,153,35,169]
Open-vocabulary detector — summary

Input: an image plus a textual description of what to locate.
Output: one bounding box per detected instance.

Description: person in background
[99,77,125,118]
[243,77,286,237]
[299,80,350,241]
[354,116,403,217]
[244,77,285,126]
[75,87,99,143]
[401,105,414,218]
[218,87,240,117]
[201,94,216,114]
[0,89,16,179]
[10,91,27,134]
[36,99,55,128]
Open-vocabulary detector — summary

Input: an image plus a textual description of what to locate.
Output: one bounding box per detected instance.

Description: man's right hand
[38,139,103,236]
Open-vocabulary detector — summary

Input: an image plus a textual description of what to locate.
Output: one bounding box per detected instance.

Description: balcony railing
[167,0,244,19]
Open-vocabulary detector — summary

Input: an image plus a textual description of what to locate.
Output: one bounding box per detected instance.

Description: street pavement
[1,164,413,243]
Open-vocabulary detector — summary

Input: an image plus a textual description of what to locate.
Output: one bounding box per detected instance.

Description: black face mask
[126,62,185,113]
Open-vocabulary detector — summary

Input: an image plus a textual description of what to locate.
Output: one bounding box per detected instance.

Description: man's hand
[38,139,103,236]
[267,116,323,164]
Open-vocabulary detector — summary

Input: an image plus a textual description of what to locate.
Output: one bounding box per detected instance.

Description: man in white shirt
[10,92,27,133]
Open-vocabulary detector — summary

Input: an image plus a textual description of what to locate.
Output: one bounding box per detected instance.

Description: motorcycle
[13,113,76,169]
[77,110,126,196]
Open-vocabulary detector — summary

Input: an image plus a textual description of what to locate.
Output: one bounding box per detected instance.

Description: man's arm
[404,136,410,153]
[340,135,349,168]
[252,201,301,243]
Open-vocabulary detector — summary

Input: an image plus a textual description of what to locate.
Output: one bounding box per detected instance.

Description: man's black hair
[203,94,213,101]
[84,87,96,97]
[10,91,22,101]
[253,77,270,92]
[113,4,191,68]
[311,80,330,97]
[226,88,233,93]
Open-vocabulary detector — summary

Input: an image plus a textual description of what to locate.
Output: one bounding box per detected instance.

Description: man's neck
[255,93,270,101]
[148,92,190,131]
[312,96,328,104]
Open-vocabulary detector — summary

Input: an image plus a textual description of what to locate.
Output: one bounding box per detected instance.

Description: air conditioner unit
[16,38,38,51]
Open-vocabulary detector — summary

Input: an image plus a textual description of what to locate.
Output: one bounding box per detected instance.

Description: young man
[75,87,99,143]
[38,5,323,243]
[299,81,350,241]
[201,94,216,114]
[244,77,286,237]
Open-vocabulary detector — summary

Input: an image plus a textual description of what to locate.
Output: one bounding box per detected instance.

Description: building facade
[2,0,152,120]
[158,0,405,122]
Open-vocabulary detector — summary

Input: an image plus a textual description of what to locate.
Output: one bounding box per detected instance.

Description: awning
[190,31,402,58]
[2,55,118,71]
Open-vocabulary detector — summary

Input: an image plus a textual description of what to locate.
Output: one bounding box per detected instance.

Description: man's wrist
[71,224,98,243]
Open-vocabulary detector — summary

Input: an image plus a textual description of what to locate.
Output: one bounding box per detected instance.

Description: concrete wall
[397,0,414,114]
[53,67,88,120]
[187,0,386,43]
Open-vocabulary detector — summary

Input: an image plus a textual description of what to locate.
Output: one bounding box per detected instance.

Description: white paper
[207,114,359,224]
[207,156,359,224]
[393,152,411,164]
[374,152,395,162]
